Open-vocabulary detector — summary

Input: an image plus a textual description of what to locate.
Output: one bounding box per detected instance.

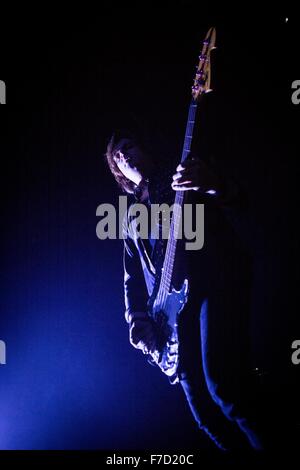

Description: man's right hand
[128,311,156,354]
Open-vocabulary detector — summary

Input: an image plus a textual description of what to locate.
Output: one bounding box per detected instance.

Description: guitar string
[158,101,197,309]
[155,29,213,310]
[150,29,214,369]
[161,103,195,302]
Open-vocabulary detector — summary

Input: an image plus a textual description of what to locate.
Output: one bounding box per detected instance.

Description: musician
[104,129,265,451]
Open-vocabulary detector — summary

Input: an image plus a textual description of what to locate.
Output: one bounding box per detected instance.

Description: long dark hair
[105,128,149,194]
[105,132,136,194]
[104,125,171,194]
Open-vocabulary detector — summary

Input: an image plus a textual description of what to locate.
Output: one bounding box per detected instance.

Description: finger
[172,168,199,181]
[145,337,157,353]
[172,178,193,187]
[131,319,153,331]
[173,171,195,181]
[172,183,200,191]
[176,160,200,172]
[130,328,157,352]
[149,335,158,351]
[135,335,156,352]
[139,337,156,352]
[136,331,156,345]
[134,332,156,347]
[135,341,147,351]
[131,323,154,339]
[130,328,156,346]
[131,337,149,350]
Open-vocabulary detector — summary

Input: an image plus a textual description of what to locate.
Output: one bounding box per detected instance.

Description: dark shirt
[122,162,175,322]
[122,158,246,324]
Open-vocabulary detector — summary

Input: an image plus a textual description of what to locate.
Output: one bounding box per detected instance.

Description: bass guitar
[146,27,216,384]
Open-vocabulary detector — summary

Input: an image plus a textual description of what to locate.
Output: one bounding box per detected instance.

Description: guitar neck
[159,99,198,295]
[181,99,198,162]
[175,98,198,207]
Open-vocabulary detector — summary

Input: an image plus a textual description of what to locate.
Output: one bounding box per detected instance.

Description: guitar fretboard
[159,99,198,296]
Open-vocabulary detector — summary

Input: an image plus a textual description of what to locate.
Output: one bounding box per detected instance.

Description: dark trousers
[173,205,295,451]
[178,291,264,450]
[175,213,265,450]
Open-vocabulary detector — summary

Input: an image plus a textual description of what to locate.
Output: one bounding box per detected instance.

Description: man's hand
[128,311,156,354]
[171,157,220,195]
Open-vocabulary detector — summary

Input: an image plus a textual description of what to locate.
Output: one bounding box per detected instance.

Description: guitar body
[147,278,189,384]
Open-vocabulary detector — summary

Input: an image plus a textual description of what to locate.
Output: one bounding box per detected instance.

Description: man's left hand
[171,157,220,195]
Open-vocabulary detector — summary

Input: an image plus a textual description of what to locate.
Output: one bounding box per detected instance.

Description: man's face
[113,139,149,186]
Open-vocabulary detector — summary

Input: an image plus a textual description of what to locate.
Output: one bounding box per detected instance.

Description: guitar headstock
[192,27,216,101]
